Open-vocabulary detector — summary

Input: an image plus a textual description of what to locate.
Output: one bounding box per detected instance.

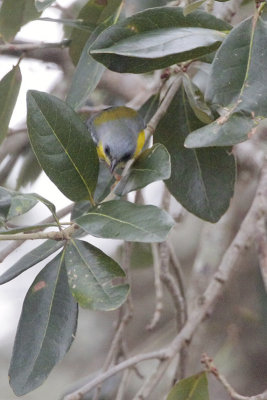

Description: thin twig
[146,243,164,331]
[201,353,267,400]
[115,369,131,400]
[0,39,71,54]
[0,204,73,263]
[145,76,182,143]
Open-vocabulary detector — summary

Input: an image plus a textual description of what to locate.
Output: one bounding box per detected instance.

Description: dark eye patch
[105,145,110,156]
[120,152,132,163]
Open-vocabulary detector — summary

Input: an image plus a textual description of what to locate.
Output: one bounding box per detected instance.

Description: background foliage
[0,0,266,399]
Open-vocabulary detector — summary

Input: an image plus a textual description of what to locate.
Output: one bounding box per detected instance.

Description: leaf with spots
[27,90,99,203]
[65,239,129,310]
[9,252,78,396]
[75,200,174,242]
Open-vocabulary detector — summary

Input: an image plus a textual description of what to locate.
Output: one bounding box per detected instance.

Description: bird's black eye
[105,145,110,156]
[121,152,132,163]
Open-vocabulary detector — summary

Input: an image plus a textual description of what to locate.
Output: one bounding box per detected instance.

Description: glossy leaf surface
[167,372,209,400]
[75,200,174,242]
[65,239,128,310]
[154,84,235,222]
[90,7,231,73]
[115,144,171,196]
[185,5,267,147]
[27,90,98,202]
[9,253,78,395]
[0,65,22,145]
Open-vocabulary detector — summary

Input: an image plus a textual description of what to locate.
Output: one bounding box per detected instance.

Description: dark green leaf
[0,187,38,222]
[186,5,267,147]
[182,74,213,124]
[9,253,78,396]
[35,0,55,11]
[75,200,174,242]
[94,161,114,203]
[183,0,207,16]
[167,372,209,400]
[65,239,128,310]
[69,0,122,65]
[90,7,231,73]
[71,200,92,220]
[115,144,171,196]
[154,85,235,222]
[6,194,38,220]
[0,0,40,41]
[71,162,115,219]
[16,148,42,190]
[0,240,63,284]
[27,90,99,203]
[139,94,160,125]
[0,65,22,145]
[66,24,106,110]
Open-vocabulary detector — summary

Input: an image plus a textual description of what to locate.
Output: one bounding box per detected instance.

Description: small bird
[87,106,145,175]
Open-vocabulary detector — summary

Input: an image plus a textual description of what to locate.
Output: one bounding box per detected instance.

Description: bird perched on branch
[87,106,145,175]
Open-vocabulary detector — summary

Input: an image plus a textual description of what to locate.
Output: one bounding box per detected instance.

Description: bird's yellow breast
[134,130,145,158]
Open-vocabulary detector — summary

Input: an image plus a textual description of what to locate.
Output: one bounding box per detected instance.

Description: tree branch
[64,159,267,400]
[202,353,267,400]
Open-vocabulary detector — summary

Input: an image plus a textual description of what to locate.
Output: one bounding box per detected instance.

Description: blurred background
[0,0,266,399]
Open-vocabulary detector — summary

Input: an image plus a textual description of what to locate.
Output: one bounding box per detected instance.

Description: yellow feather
[134,130,145,159]
[97,141,110,165]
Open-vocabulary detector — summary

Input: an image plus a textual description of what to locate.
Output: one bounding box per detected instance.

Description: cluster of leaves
[0,0,266,397]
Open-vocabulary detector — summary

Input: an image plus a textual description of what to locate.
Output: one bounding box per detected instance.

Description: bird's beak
[110,159,118,174]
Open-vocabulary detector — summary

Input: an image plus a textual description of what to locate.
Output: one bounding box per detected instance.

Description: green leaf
[27,90,99,203]
[6,194,38,220]
[69,0,123,65]
[186,5,267,147]
[167,372,209,400]
[66,24,106,111]
[16,148,42,190]
[90,7,231,73]
[183,0,207,16]
[154,84,235,222]
[35,0,55,11]
[75,200,174,242]
[182,74,213,124]
[0,65,22,145]
[115,144,171,196]
[65,239,128,310]
[0,187,38,222]
[0,0,40,41]
[94,161,114,202]
[71,162,115,219]
[0,240,63,284]
[9,253,78,396]
[139,94,160,125]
